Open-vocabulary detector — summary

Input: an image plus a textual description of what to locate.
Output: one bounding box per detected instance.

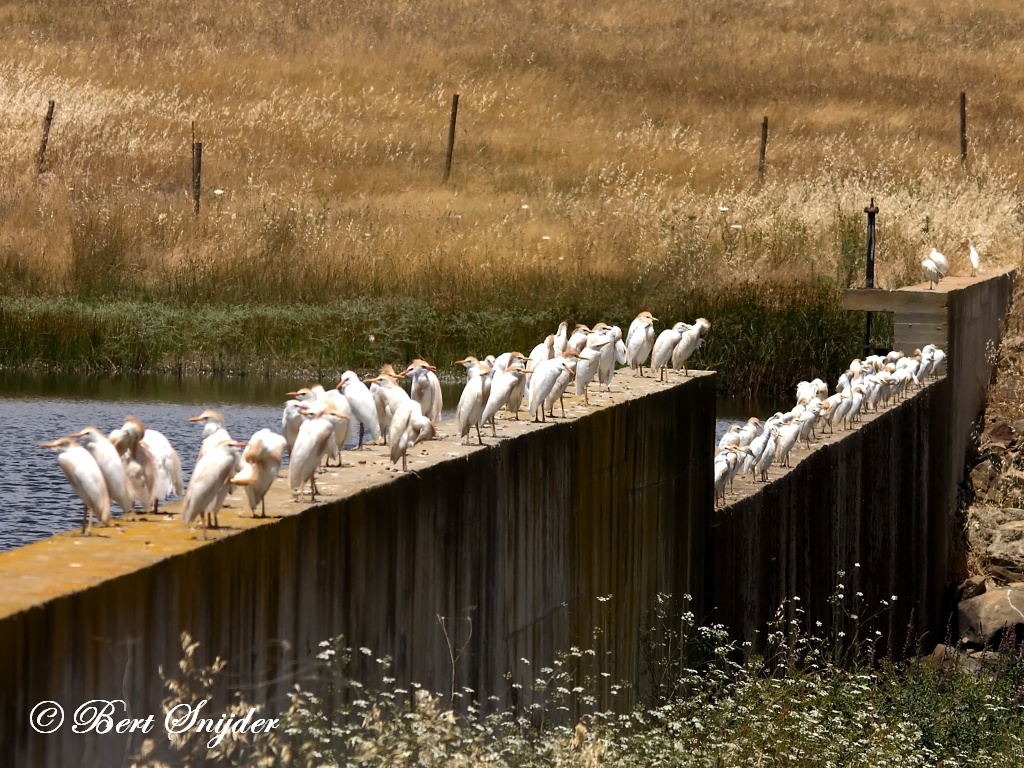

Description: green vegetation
[132,592,1024,766]
[0,284,887,397]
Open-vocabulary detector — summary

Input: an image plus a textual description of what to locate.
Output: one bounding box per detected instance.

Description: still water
[0,373,787,552]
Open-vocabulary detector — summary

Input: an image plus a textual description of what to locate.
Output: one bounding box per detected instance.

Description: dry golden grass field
[0,0,1022,384]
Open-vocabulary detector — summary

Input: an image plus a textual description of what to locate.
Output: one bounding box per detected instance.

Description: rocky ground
[955,275,1024,656]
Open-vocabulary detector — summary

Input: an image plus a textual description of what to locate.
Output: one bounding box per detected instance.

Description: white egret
[401,359,443,423]
[41,437,110,532]
[567,324,591,353]
[527,335,555,386]
[625,311,658,376]
[552,322,569,358]
[455,360,491,444]
[754,428,778,482]
[288,405,349,501]
[738,417,761,448]
[921,256,942,289]
[303,391,352,468]
[188,409,231,460]
[544,351,578,418]
[929,247,949,277]
[338,371,381,447]
[718,424,742,452]
[137,422,183,505]
[590,323,619,390]
[230,429,287,517]
[672,318,711,376]
[528,357,575,422]
[188,409,227,442]
[389,399,435,472]
[109,417,158,514]
[849,385,868,425]
[968,238,980,277]
[281,399,304,459]
[487,351,529,416]
[69,426,134,516]
[366,365,410,445]
[481,361,528,435]
[651,322,687,381]
[182,433,246,536]
[774,422,800,468]
[714,454,730,508]
[574,340,608,405]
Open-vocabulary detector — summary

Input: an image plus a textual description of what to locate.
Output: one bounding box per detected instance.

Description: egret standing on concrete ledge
[625,311,657,376]
[69,426,135,516]
[389,399,435,471]
[921,254,942,289]
[41,437,110,533]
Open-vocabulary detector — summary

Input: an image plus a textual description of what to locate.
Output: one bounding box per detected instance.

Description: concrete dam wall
[0,270,1013,766]
[0,374,716,767]
[710,269,1015,650]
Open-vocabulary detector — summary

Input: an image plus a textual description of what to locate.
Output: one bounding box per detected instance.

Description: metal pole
[863,198,879,357]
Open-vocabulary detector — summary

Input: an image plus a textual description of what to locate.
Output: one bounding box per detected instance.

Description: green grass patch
[0,283,890,397]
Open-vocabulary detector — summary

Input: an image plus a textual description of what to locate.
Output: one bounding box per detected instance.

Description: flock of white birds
[40,312,713,537]
[713,344,946,508]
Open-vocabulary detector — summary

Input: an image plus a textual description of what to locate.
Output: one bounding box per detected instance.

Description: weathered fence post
[37,100,55,174]
[960,91,968,169]
[863,198,879,357]
[758,114,768,180]
[192,141,202,215]
[443,93,460,183]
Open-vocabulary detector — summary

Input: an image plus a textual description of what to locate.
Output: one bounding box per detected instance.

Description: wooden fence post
[443,93,460,183]
[37,100,55,174]
[960,91,968,169]
[192,141,202,215]
[758,114,769,181]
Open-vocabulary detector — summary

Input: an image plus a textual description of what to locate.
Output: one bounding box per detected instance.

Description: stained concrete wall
[711,379,949,648]
[717,270,1015,649]
[0,373,715,767]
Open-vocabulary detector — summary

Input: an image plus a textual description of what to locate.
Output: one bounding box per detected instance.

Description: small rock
[972,459,999,497]
[983,419,1016,448]
[959,574,987,601]
[958,587,1024,647]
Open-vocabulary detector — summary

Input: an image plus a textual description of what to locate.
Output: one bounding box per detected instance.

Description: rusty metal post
[37,100,55,174]
[443,93,459,183]
[864,198,879,356]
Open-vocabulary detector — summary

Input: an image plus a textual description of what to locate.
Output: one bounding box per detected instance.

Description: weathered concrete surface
[0,371,715,767]
[719,270,1014,650]
[713,378,948,648]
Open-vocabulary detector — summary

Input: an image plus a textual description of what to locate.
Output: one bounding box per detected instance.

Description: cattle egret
[231,429,287,517]
[389,399,435,472]
[70,426,134,516]
[42,437,110,533]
